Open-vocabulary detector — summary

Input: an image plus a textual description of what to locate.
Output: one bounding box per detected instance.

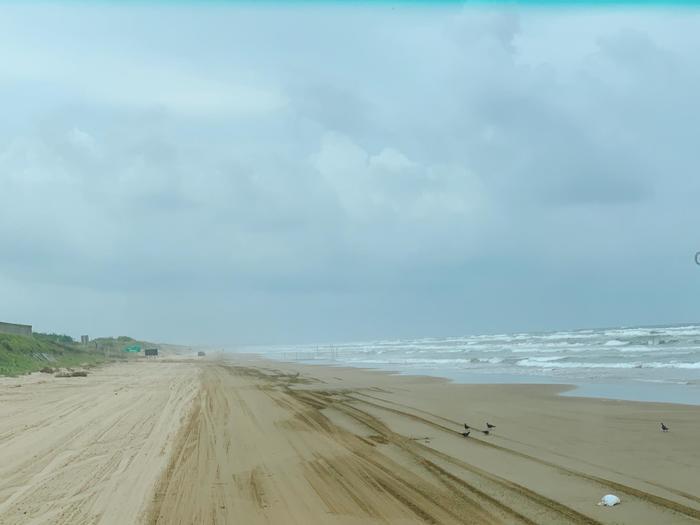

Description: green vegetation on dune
[34,332,76,345]
[90,336,145,355]
[0,333,106,376]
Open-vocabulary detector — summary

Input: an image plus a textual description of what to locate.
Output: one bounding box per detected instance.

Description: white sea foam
[644,361,700,369]
[515,360,700,370]
[519,356,566,363]
[516,359,640,369]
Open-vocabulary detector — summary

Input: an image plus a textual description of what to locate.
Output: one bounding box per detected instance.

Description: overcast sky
[1,3,699,345]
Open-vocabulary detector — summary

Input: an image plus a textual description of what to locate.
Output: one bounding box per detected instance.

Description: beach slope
[151,358,700,525]
[2,357,699,524]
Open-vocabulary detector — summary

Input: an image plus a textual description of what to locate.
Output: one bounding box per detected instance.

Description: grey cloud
[0,6,699,343]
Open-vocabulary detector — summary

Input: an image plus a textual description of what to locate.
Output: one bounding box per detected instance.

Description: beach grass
[0,333,106,376]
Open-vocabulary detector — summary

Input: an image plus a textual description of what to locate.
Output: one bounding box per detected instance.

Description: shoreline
[248,353,700,406]
[240,322,700,407]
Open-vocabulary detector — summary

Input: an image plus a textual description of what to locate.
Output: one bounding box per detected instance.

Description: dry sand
[0,362,198,524]
[1,355,699,524]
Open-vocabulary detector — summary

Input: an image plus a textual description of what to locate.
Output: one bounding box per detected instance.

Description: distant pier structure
[0,321,32,337]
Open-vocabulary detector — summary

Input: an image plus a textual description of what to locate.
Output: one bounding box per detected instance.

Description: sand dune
[2,357,699,524]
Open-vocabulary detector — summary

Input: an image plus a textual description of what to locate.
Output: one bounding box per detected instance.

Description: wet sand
[2,356,700,524]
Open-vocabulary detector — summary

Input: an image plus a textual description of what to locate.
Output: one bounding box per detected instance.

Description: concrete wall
[0,322,33,337]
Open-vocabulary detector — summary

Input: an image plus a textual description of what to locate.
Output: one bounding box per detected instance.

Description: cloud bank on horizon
[0,4,698,344]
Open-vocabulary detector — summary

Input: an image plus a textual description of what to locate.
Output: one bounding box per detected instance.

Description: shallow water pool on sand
[284,362,700,406]
[561,382,700,405]
[386,367,700,405]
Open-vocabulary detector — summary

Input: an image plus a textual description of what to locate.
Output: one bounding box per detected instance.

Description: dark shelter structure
[0,321,32,337]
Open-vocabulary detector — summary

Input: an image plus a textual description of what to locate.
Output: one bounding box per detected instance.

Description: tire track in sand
[150,364,684,524]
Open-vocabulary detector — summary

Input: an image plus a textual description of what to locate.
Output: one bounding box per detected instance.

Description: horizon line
[5,0,700,7]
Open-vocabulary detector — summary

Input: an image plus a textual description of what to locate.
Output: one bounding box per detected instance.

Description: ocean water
[250,324,700,405]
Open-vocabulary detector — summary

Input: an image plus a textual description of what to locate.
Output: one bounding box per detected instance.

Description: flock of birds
[461,422,495,438]
[459,422,670,438]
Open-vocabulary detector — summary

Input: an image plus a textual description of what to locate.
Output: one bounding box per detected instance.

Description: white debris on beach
[598,494,621,507]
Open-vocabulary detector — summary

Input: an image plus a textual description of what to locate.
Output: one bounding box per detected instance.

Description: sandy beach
[0,361,198,524]
[1,356,699,524]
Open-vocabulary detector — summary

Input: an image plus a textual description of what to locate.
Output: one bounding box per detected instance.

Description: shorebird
[462,431,470,438]
[482,430,490,435]
[464,423,470,430]
[486,422,496,429]
[661,422,669,432]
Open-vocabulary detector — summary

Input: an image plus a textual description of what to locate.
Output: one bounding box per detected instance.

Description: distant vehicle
[144,348,159,357]
[197,351,206,357]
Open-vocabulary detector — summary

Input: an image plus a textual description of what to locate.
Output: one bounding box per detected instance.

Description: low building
[0,321,32,337]
[81,335,90,344]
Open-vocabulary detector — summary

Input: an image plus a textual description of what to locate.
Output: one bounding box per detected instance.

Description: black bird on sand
[462,431,470,438]
[661,422,669,432]
[464,424,470,430]
[482,430,490,435]
[486,422,496,429]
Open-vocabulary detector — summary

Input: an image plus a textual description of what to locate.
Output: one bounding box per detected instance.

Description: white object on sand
[598,494,621,507]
